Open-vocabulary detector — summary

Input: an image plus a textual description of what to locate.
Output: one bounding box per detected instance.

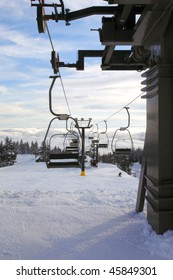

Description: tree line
[0,137,43,167]
[99,147,143,175]
[0,136,143,173]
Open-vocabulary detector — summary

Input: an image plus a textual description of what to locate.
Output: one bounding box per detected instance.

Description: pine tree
[25,142,30,154]
[115,154,132,175]
[18,139,25,154]
[35,141,45,162]
[1,137,17,166]
[30,141,39,155]
[15,141,20,154]
[0,141,6,167]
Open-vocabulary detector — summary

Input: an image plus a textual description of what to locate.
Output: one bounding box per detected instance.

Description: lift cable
[38,0,142,123]
[59,74,72,116]
[38,0,55,51]
[96,91,144,126]
[38,0,71,116]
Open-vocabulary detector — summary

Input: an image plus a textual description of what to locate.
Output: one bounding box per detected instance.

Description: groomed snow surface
[0,155,173,260]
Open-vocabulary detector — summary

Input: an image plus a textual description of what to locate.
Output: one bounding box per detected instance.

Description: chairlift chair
[88,124,98,141]
[111,128,134,159]
[111,107,134,161]
[46,133,80,168]
[98,121,109,149]
[90,136,99,167]
[43,116,81,168]
[63,131,80,153]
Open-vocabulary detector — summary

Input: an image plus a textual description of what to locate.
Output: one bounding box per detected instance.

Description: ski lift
[65,118,81,152]
[47,133,80,168]
[49,75,70,118]
[88,124,99,146]
[43,116,81,168]
[111,107,134,159]
[90,141,99,167]
[98,120,109,149]
[88,124,98,141]
[87,125,99,167]
[113,138,133,156]
[63,132,80,153]
[45,72,80,167]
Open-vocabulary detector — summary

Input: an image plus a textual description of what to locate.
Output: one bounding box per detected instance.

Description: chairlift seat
[98,143,108,148]
[92,140,99,144]
[47,152,80,168]
[47,161,80,168]
[49,152,79,159]
[65,146,79,152]
[115,148,131,154]
[66,145,78,149]
[69,143,79,147]
[71,139,79,143]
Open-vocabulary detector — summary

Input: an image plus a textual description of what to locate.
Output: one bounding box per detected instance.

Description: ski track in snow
[0,155,173,260]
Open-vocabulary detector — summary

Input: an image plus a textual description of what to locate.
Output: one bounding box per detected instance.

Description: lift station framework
[31,0,173,234]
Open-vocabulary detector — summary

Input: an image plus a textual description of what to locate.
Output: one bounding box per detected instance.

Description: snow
[131,162,141,178]
[0,155,173,260]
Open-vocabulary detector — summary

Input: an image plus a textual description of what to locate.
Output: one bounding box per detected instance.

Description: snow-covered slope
[0,155,173,260]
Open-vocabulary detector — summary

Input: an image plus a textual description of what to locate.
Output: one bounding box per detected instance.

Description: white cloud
[0,128,46,143]
[64,0,115,11]
[0,0,146,141]
[0,25,50,59]
[0,0,31,19]
[0,85,7,95]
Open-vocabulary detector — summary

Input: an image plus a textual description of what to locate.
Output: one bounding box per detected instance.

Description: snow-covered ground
[0,155,173,260]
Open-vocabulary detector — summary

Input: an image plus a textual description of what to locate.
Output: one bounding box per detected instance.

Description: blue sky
[0,0,146,143]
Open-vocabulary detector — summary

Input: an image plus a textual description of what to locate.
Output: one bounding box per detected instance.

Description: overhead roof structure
[32,0,172,71]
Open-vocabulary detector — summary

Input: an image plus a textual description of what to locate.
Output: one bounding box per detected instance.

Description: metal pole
[80,127,86,176]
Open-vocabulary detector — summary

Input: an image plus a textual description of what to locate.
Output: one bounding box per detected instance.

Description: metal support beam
[77,50,103,70]
[118,5,133,27]
[57,49,147,71]
[102,50,147,70]
[43,6,117,22]
[66,6,117,22]
[102,45,115,66]
[142,2,173,47]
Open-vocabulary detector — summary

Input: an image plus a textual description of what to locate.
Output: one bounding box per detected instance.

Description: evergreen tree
[30,141,39,155]
[35,141,45,162]
[18,139,25,154]
[115,154,132,175]
[0,137,17,166]
[0,141,6,167]
[15,141,20,154]
[25,141,30,154]
[98,147,143,175]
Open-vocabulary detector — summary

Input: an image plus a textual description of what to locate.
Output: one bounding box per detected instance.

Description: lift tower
[31,0,173,234]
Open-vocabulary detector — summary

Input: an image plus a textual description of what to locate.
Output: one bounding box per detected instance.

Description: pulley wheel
[36,6,46,33]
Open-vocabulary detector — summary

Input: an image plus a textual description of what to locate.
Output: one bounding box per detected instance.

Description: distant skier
[118,172,122,177]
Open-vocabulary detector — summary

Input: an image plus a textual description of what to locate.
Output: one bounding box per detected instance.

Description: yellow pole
[80,171,86,176]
